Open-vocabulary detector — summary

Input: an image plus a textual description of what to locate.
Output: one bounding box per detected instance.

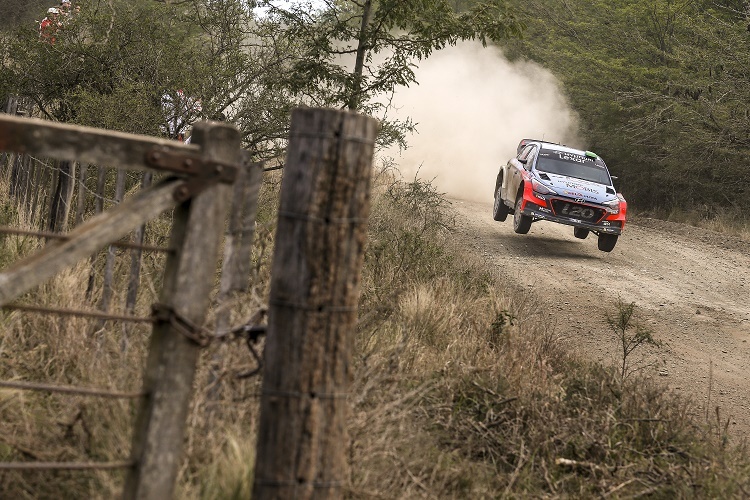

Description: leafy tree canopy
[257,0,524,146]
[501,0,750,214]
[1,0,524,156]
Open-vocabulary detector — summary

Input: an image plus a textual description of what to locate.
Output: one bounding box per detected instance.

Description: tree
[257,0,524,147]
[500,0,750,214]
[0,0,309,160]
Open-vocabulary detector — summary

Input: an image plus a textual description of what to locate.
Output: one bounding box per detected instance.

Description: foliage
[257,0,524,147]
[500,0,750,215]
[0,0,50,30]
[606,299,660,380]
[1,0,524,154]
[0,0,307,159]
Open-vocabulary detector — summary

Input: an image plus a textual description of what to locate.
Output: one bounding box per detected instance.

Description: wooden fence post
[207,156,263,407]
[125,171,154,314]
[252,108,378,500]
[215,155,264,333]
[123,121,240,500]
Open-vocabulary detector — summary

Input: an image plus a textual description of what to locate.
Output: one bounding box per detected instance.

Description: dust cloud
[383,41,581,202]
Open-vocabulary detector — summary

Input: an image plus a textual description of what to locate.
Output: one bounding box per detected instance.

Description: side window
[518,145,534,161]
[525,148,537,170]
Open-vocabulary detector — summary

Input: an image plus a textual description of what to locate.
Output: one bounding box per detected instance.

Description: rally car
[492,139,626,252]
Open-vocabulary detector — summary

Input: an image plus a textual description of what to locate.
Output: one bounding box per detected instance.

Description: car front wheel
[493,187,508,222]
[574,227,589,239]
[513,196,532,234]
[598,233,618,252]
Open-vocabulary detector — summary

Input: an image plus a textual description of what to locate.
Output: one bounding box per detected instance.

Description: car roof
[520,139,605,162]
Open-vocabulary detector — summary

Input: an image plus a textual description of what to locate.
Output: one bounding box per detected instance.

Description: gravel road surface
[452,198,750,439]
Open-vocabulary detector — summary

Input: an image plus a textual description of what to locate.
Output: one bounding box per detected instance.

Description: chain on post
[151,303,267,375]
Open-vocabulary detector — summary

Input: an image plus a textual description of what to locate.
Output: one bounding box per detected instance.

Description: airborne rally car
[492,139,626,252]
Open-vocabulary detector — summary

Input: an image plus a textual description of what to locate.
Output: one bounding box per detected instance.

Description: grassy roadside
[0,166,748,498]
[630,207,750,242]
[347,170,750,498]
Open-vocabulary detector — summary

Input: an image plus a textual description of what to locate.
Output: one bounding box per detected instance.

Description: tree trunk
[29,156,46,225]
[86,166,108,300]
[8,154,19,198]
[347,0,373,111]
[21,154,35,214]
[74,163,88,227]
[97,169,126,322]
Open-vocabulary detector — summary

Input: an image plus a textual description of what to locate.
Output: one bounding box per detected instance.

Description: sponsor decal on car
[564,183,598,193]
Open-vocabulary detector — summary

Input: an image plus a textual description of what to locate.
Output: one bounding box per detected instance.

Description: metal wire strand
[0,380,145,399]
[0,461,135,471]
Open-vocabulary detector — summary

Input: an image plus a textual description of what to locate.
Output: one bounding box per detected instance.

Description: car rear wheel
[513,196,532,234]
[573,227,589,239]
[493,187,508,221]
[598,233,618,252]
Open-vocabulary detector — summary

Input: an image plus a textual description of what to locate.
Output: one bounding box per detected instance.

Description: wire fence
[0,101,267,499]
[0,100,375,500]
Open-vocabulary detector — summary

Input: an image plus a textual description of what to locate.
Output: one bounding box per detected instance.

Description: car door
[504,144,535,203]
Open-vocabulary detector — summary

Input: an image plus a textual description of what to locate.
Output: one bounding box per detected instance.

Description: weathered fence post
[252,108,378,500]
[207,155,263,406]
[125,171,154,314]
[48,160,76,232]
[123,121,240,500]
[215,154,264,333]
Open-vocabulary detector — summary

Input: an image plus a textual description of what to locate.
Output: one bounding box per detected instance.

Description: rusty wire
[2,303,153,323]
[0,461,135,471]
[152,303,267,378]
[0,380,144,399]
[0,225,174,253]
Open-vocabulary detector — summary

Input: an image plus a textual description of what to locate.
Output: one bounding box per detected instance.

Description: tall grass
[347,170,750,498]
[0,163,748,498]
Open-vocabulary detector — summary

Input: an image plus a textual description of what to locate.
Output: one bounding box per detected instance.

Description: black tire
[513,196,532,234]
[598,233,618,252]
[573,227,589,239]
[493,187,508,222]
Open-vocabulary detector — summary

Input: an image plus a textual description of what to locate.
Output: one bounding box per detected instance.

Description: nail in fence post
[252,108,378,500]
[123,121,240,500]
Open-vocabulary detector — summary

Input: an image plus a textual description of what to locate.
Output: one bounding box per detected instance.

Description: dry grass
[1,162,749,498]
[348,171,750,498]
[638,205,750,241]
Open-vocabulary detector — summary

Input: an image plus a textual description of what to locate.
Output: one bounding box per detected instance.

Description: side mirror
[611,175,620,191]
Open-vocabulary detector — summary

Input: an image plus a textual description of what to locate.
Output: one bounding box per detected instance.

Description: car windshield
[535,149,611,185]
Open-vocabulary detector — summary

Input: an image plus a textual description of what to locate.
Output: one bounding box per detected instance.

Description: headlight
[532,178,556,195]
[603,198,620,214]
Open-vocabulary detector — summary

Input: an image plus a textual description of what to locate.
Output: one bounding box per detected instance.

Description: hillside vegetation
[502,0,750,222]
[4,0,748,219]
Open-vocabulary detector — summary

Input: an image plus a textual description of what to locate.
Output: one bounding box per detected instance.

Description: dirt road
[451,198,750,439]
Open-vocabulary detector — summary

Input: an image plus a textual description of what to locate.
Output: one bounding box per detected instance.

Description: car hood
[538,172,616,204]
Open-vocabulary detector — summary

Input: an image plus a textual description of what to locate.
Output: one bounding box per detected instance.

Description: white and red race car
[493,139,627,252]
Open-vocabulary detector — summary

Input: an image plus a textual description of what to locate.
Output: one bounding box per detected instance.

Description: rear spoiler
[516,138,563,154]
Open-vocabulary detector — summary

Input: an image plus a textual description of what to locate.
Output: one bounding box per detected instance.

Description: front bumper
[520,193,626,235]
